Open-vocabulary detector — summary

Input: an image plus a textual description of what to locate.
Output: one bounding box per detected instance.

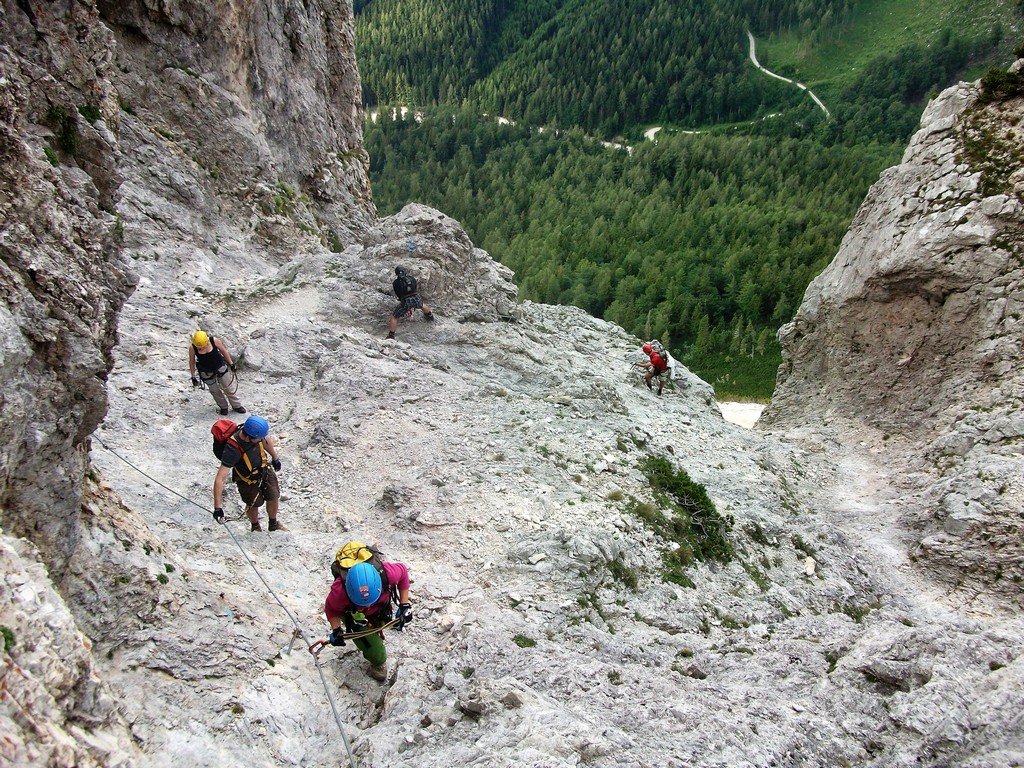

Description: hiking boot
[268,519,287,532]
[368,663,388,681]
[220,407,230,415]
[233,406,247,414]
[644,379,652,390]
[423,312,435,322]
[386,331,396,339]
[251,521,263,532]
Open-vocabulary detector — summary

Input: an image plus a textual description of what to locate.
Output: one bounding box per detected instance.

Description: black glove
[272,458,281,471]
[191,375,200,387]
[328,627,346,646]
[395,602,413,630]
[228,362,236,372]
[213,507,224,522]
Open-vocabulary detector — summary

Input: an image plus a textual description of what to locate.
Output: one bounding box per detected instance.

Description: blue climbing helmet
[345,562,382,606]
[242,415,270,440]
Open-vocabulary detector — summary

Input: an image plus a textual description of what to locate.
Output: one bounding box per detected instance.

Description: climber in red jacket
[642,343,669,396]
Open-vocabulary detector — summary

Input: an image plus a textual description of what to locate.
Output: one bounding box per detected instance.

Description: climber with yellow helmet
[188,330,246,415]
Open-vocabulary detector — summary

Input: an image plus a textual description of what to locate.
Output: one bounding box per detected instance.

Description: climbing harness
[307,617,402,658]
[196,368,237,396]
[92,435,359,768]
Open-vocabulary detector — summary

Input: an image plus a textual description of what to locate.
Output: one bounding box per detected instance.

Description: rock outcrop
[99,0,375,248]
[762,68,1024,608]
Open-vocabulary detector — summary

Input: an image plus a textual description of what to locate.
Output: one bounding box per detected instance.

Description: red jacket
[648,351,668,373]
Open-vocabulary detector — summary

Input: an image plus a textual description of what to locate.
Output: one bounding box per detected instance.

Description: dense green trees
[826,31,976,144]
[356,0,856,134]
[366,109,898,396]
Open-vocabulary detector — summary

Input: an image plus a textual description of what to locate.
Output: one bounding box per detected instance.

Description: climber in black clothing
[387,266,433,339]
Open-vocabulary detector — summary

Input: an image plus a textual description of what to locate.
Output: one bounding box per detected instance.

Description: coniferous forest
[357,0,858,133]
[358,0,1022,398]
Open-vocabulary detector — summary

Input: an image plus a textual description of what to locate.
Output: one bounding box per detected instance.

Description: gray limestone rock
[762,69,1024,606]
[2,5,1024,768]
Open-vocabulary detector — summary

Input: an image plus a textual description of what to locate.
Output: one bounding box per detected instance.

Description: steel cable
[92,435,359,768]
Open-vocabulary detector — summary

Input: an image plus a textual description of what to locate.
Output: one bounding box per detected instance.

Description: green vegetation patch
[630,456,733,586]
[691,350,781,401]
[273,182,296,215]
[0,625,15,652]
[77,103,102,124]
[979,65,1024,103]
[835,597,882,623]
[760,0,1018,90]
[961,108,1023,200]
[606,558,639,591]
[741,559,771,593]
[512,634,537,648]
[46,105,78,155]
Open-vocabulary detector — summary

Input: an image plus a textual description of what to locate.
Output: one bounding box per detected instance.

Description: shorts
[235,467,280,508]
[392,295,423,318]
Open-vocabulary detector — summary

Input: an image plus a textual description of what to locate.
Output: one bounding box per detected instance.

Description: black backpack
[395,273,417,297]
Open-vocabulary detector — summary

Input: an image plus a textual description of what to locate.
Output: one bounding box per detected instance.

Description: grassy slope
[761,0,1020,97]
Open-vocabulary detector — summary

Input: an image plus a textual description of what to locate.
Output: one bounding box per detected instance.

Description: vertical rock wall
[762,75,1024,605]
[0,2,377,763]
[1,1,140,763]
[0,0,135,571]
[97,0,376,245]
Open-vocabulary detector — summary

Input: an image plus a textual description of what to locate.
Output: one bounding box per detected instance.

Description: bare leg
[246,504,261,531]
[387,316,398,335]
[266,498,279,524]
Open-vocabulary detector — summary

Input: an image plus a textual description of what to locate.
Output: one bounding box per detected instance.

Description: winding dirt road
[746,30,831,119]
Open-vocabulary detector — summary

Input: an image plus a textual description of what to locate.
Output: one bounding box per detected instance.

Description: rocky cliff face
[762,68,1024,609]
[1,0,372,764]
[2,3,1024,767]
[99,0,375,247]
[1,2,141,764]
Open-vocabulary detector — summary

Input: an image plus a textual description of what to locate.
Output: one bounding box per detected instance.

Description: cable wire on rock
[92,435,359,768]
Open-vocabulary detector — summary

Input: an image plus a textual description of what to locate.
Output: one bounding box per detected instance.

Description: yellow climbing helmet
[192,330,210,347]
[335,541,374,569]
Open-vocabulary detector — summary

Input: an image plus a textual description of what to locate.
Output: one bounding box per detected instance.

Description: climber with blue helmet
[324,542,412,681]
[386,265,434,340]
[212,414,286,532]
[188,330,246,415]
